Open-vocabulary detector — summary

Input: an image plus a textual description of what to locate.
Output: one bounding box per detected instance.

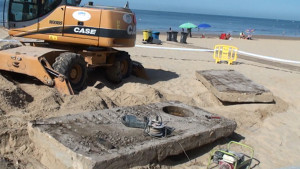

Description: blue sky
[82,0,299,21]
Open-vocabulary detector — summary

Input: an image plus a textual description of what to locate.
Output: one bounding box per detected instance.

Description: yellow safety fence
[213,45,238,65]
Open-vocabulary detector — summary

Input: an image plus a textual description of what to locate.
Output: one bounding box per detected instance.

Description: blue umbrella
[198,23,211,28]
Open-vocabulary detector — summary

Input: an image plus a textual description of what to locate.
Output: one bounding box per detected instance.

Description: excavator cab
[1,0,79,27]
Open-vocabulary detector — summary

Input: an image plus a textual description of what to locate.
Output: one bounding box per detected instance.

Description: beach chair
[220,33,226,39]
[213,45,238,65]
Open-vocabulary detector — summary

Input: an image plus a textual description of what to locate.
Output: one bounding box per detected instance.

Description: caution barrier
[213,45,238,65]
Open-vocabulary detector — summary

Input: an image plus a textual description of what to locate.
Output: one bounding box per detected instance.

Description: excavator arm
[0,45,74,95]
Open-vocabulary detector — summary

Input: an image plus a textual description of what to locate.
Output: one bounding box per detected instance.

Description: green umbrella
[179,22,197,29]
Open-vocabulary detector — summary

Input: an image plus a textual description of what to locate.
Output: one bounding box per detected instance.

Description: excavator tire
[53,52,87,91]
[118,51,133,78]
[105,51,132,83]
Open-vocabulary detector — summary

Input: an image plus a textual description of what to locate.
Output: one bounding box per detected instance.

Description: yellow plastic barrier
[213,45,238,65]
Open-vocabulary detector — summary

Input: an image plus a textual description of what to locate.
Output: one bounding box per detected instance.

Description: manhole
[162,106,194,117]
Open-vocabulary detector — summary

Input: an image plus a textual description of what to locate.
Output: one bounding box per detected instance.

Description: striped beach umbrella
[245,29,255,34]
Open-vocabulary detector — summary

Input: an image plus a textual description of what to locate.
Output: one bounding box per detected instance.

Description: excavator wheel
[53,52,87,91]
[118,51,133,78]
[105,51,132,83]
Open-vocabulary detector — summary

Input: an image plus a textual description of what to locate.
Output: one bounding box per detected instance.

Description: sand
[0,29,300,168]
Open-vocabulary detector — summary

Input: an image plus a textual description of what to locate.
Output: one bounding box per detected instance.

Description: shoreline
[1,27,299,40]
[136,31,300,40]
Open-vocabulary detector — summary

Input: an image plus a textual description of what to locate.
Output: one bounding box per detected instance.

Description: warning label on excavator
[49,35,58,40]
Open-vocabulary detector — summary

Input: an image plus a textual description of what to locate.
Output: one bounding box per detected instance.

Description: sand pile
[0,74,33,114]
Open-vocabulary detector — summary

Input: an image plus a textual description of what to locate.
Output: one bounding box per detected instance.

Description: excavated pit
[195,70,274,103]
[28,101,236,169]
[162,106,194,117]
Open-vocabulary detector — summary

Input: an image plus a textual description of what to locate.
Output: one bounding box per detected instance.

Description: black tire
[52,52,87,91]
[105,51,132,83]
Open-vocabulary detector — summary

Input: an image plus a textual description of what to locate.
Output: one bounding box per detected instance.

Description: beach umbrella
[245,28,255,34]
[198,23,211,28]
[179,22,197,29]
[197,23,211,37]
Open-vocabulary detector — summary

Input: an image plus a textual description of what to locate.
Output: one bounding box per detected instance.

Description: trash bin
[143,30,152,41]
[180,32,188,43]
[148,30,152,39]
[152,31,160,40]
[166,31,172,41]
[171,31,178,42]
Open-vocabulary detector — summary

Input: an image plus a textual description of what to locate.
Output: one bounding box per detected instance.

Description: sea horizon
[1,7,300,37]
[133,9,300,37]
[133,8,300,23]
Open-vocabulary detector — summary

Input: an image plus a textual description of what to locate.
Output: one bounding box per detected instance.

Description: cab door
[8,0,39,34]
[38,0,65,37]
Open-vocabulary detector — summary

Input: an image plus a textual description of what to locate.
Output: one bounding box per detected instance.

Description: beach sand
[0,30,300,168]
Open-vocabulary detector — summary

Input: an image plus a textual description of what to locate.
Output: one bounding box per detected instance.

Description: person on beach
[247,34,252,40]
[240,32,246,39]
[187,28,192,37]
[226,33,231,40]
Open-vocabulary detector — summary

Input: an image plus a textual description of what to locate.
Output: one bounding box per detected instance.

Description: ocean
[1,7,300,37]
[133,9,300,37]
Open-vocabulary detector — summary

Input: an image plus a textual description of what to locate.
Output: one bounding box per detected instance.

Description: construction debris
[196,70,274,103]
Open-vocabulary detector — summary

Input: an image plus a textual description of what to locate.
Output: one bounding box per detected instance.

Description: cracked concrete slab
[28,101,236,169]
[196,70,274,103]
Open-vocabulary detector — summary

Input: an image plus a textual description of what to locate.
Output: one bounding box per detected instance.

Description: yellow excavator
[0,0,144,95]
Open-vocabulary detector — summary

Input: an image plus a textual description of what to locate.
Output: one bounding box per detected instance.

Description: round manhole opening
[162,106,194,117]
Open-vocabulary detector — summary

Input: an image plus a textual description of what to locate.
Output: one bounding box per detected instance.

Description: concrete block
[28,101,236,169]
[196,70,274,103]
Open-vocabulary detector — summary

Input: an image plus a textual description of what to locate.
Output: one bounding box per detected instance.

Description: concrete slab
[28,101,236,169]
[195,70,274,103]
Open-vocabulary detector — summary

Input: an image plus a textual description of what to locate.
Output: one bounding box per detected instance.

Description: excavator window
[40,0,62,16]
[9,0,38,21]
[9,0,62,22]
[66,0,81,6]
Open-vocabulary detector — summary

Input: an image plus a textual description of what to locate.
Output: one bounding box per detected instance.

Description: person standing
[187,28,192,37]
